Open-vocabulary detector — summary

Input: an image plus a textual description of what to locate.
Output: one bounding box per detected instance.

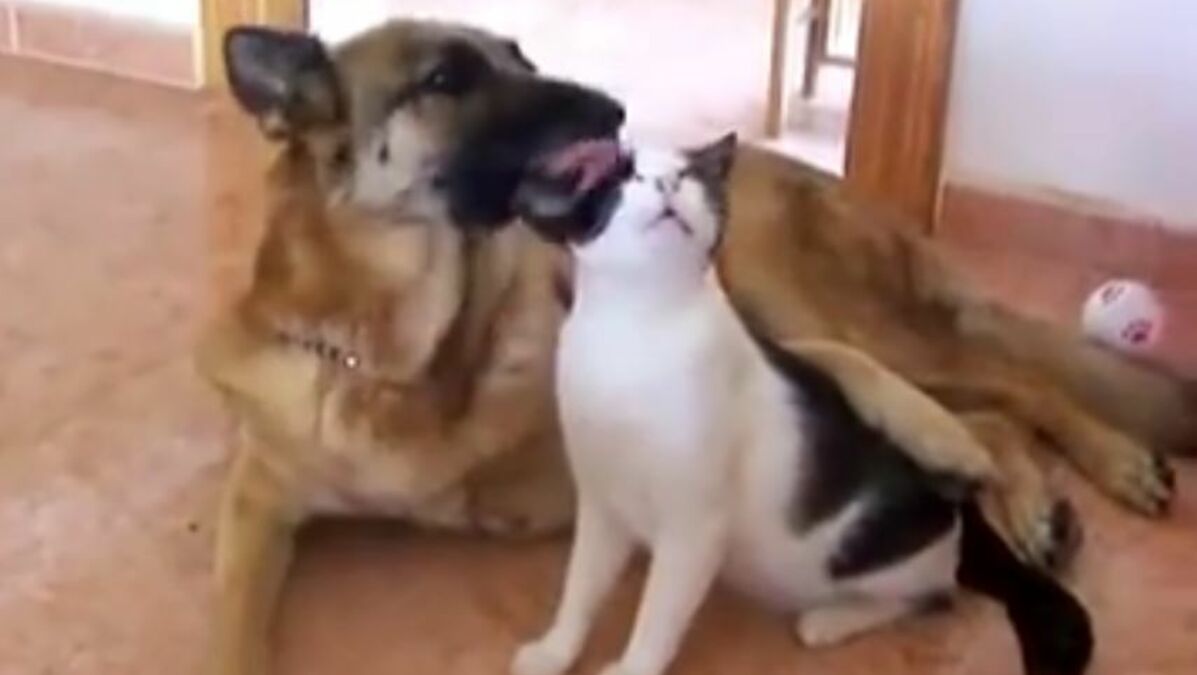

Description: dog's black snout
[591,95,625,133]
[440,75,627,231]
[539,80,625,136]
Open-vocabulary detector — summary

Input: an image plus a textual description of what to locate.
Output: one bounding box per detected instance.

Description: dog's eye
[385,61,466,111]
[423,65,456,93]
[420,43,487,97]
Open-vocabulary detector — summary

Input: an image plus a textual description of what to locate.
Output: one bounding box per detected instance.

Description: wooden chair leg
[802,0,831,99]
[765,0,795,137]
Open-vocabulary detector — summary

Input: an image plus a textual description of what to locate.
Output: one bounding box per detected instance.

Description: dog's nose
[545,80,625,135]
[593,96,626,132]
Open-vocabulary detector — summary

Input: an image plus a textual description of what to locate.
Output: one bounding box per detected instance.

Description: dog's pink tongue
[546,139,622,194]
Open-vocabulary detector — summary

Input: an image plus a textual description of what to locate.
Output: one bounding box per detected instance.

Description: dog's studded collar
[274,330,361,370]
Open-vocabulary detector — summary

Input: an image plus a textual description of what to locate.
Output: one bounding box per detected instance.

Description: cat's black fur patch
[743,324,959,580]
[957,502,1093,674]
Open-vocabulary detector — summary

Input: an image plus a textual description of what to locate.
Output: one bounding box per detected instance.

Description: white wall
[310,0,772,144]
[945,0,1197,228]
[28,0,198,28]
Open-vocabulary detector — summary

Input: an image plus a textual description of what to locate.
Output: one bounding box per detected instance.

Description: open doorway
[762,0,862,175]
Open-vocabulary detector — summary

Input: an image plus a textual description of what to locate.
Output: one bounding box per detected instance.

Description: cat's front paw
[596,662,656,675]
[511,639,575,675]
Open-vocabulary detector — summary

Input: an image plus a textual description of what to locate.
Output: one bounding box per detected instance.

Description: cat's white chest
[556,288,738,536]
[558,303,714,425]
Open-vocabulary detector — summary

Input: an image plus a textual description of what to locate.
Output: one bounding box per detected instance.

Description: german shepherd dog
[197,19,1193,675]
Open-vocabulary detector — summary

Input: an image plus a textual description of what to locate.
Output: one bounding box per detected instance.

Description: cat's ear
[686,132,738,188]
[223,26,344,140]
[685,133,737,253]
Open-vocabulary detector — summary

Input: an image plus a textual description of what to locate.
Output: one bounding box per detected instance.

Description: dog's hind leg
[960,411,1082,571]
[1038,402,1175,516]
[928,378,1175,517]
[212,436,305,675]
[964,302,1197,457]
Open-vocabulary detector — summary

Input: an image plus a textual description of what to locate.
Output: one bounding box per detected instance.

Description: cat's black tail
[956,502,1094,675]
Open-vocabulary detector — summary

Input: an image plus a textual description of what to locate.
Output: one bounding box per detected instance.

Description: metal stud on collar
[276,330,362,371]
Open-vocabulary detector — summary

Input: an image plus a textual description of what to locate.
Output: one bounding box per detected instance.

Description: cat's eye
[330,143,352,169]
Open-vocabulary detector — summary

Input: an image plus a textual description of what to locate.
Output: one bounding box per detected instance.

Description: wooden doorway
[766,0,960,228]
[199,0,307,87]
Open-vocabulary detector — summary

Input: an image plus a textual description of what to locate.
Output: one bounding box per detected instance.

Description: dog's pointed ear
[686,132,738,186]
[503,39,538,73]
[223,26,343,140]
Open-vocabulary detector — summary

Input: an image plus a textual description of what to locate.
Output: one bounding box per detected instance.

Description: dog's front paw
[511,639,575,675]
[1006,495,1084,572]
[1105,446,1175,517]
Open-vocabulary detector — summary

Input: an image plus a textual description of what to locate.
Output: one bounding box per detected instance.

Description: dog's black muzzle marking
[440,76,625,230]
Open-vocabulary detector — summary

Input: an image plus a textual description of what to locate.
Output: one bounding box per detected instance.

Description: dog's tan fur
[198,22,587,674]
[198,146,578,674]
[198,20,1193,675]
[719,149,1193,562]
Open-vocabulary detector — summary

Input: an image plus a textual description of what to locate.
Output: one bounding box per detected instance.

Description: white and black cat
[511,134,1093,675]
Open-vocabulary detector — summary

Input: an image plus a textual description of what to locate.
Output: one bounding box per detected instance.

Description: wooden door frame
[765,0,960,229]
[199,0,308,87]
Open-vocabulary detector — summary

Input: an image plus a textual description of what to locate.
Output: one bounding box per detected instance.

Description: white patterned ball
[1081,279,1164,352]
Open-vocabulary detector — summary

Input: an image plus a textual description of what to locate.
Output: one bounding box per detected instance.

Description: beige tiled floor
[1,56,1195,675]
